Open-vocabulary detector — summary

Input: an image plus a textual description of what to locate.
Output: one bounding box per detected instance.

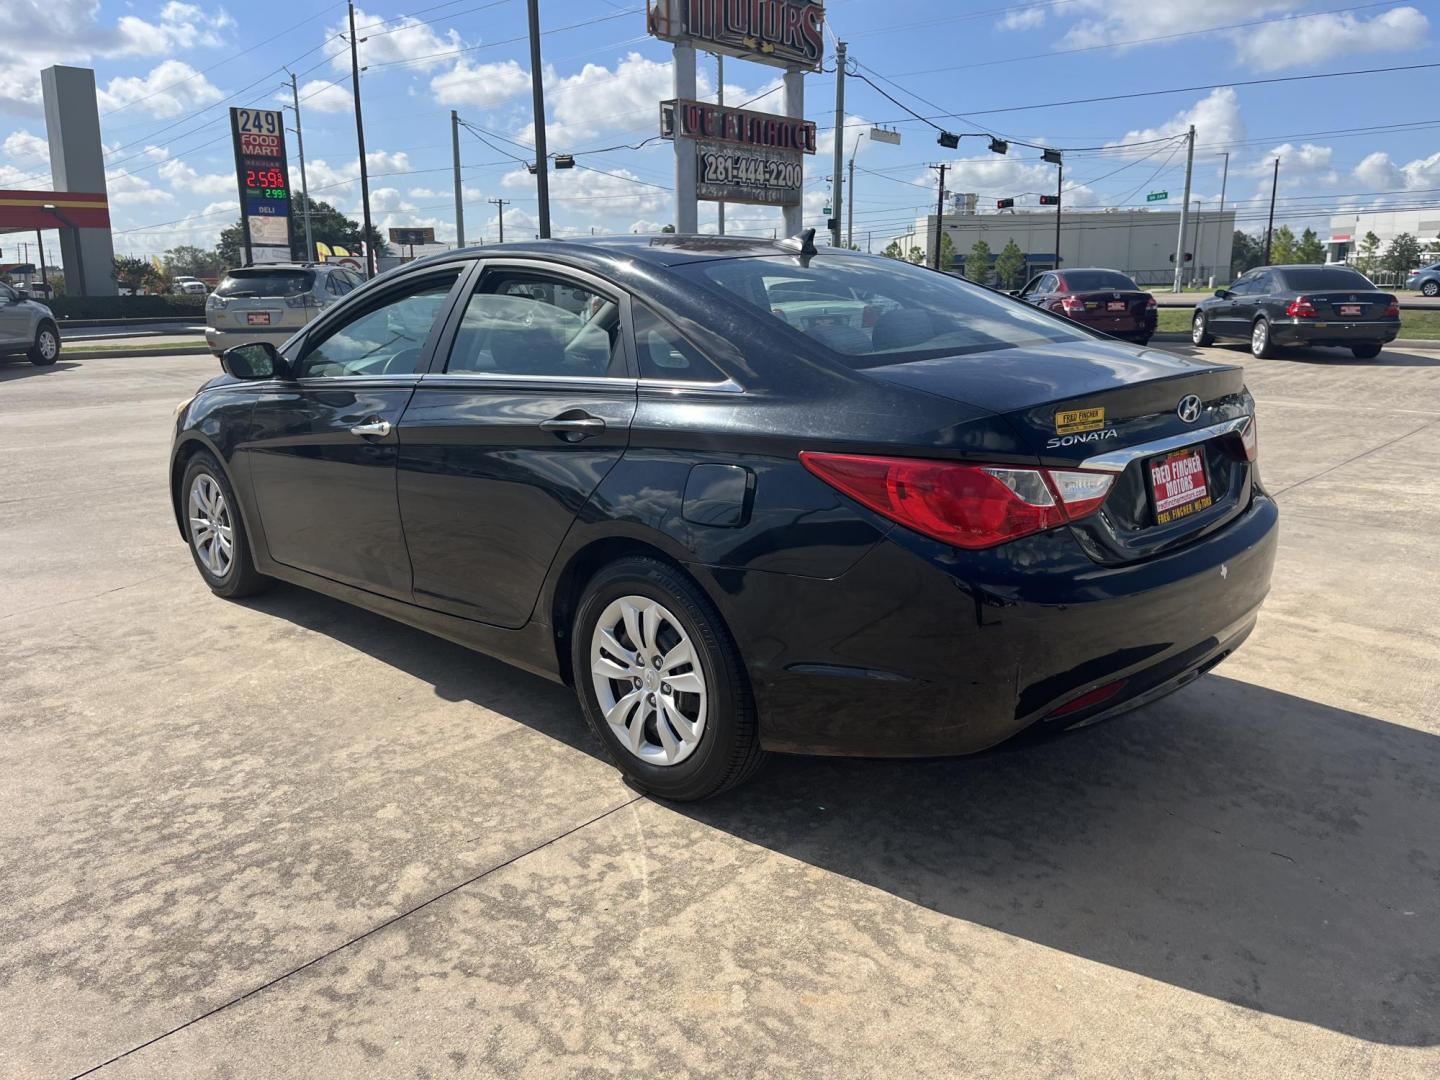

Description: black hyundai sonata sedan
[170,234,1277,800]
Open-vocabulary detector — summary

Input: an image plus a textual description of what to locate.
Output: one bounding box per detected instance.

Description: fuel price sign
[230,107,293,264]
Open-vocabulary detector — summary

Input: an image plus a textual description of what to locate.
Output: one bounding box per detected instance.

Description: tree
[1295,228,1325,264]
[880,240,904,260]
[1230,230,1263,278]
[163,245,225,280]
[1268,225,1297,265]
[906,246,925,265]
[965,239,992,282]
[992,239,1026,290]
[112,255,163,294]
[1382,232,1422,278]
[660,223,676,233]
[215,195,389,269]
[1355,231,1382,275]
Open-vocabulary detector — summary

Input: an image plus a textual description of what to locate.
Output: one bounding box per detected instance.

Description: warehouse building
[1326,208,1440,265]
[892,206,1236,287]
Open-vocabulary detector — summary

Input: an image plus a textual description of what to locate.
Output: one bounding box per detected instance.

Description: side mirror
[221,341,287,380]
[1214,288,1230,299]
[1008,289,1021,297]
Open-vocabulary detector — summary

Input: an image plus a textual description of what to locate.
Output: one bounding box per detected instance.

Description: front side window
[0,282,17,302]
[296,271,459,378]
[674,254,1094,368]
[446,271,623,378]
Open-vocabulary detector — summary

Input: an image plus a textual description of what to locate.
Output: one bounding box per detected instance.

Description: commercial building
[892,206,1235,287]
[1326,208,1440,265]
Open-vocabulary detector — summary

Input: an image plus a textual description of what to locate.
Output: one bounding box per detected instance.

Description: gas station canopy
[0,189,110,233]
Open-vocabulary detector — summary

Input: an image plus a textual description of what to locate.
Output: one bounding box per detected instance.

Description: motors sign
[229,108,292,265]
[647,0,826,70]
[661,99,815,154]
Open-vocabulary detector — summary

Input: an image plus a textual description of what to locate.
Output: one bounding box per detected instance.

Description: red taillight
[1045,678,1128,719]
[1145,295,1157,310]
[1383,300,1400,317]
[1286,296,1317,317]
[799,452,1114,549]
[1059,295,1085,313]
[1239,416,1258,462]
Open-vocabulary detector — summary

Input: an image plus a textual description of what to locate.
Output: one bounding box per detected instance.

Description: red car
[1014,268,1158,345]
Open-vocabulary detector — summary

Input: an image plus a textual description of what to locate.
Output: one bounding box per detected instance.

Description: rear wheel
[181,453,271,599]
[1351,343,1383,359]
[28,323,59,366]
[572,556,765,801]
[1191,311,1214,347]
[1423,280,1439,297]
[1250,317,1276,358]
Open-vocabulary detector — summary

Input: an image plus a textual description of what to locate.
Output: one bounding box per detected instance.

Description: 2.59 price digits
[245,168,287,195]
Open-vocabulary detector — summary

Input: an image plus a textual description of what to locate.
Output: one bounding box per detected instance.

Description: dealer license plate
[1107,300,1127,312]
[1337,304,1363,316]
[1148,447,1213,526]
[246,312,271,326]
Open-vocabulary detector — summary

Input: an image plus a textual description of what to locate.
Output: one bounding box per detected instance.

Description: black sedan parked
[1191,264,1400,359]
[171,234,1277,800]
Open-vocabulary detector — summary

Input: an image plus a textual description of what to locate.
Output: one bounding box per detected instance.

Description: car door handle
[349,418,392,438]
[539,415,605,439]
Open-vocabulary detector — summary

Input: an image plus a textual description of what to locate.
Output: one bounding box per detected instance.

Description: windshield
[1279,267,1375,291]
[1059,270,1138,291]
[672,254,1092,367]
[215,269,314,298]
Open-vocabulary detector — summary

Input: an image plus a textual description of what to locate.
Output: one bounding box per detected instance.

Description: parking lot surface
[3,342,1439,1078]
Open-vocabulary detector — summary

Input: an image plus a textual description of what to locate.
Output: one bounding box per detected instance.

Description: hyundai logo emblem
[1177,395,1203,423]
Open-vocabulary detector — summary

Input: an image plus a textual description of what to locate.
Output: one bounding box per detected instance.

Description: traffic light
[996,198,1014,209]
[826,218,838,232]
[554,154,575,169]
[988,137,1008,155]
[1041,148,1063,165]
[1039,194,1059,205]
[937,131,960,149]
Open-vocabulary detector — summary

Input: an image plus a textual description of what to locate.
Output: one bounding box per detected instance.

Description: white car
[172,277,209,296]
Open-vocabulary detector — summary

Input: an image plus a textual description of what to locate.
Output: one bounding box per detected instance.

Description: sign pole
[1054,159,1063,271]
[830,41,846,248]
[673,44,698,233]
[1262,156,1279,265]
[782,67,805,236]
[348,1,376,276]
[715,53,725,236]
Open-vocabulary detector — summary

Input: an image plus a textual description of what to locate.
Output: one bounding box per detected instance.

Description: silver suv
[0,280,60,366]
[205,263,365,355]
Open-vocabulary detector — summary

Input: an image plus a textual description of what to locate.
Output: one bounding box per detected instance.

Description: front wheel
[1422,280,1439,297]
[181,453,271,599]
[1192,312,1214,347]
[28,323,59,366]
[572,556,765,801]
[1351,343,1383,359]
[1250,317,1277,358]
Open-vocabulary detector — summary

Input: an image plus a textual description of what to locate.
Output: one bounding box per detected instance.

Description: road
[2,344,1439,1078]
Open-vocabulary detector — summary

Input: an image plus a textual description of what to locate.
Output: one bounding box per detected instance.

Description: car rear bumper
[712,491,1278,757]
[205,325,299,355]
[1071,312,1157,339]
[1270,318,1399,346]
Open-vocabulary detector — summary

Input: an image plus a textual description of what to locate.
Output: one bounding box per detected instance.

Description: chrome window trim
[418,371,637,392]
[1080,416,1251,473]
[638,376,743,395]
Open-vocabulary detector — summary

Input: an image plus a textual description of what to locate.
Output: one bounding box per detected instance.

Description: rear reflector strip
[1045,678,1129,719]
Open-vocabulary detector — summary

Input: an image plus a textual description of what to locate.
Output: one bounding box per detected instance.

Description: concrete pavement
[2,343,1439,1078]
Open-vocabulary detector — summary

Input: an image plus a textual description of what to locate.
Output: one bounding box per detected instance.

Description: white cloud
[107,169,172,206]
[157,157,235,195]
[1234,8,1428,71]
[1353,150,1440,192]
[1110,88,1244,153]
[3,129,48,164]
[289,80,352,114]
[501,162,668,219]
[909,156,1099,210]
[1251,142,1333,175]
[1059,0,1297,50]
[97,60,224,118]
[114,3,234,56]
[998,8,1047,31]
[331,8,464,73]
[303,151,412,200]
[430,59,529,109]
[370,187,415,214]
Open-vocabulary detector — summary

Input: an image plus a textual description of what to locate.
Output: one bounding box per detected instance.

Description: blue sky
[2,0,1436,257]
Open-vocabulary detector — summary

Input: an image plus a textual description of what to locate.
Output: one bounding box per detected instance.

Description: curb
[1151,332,1435,349]
[64,344,212,360]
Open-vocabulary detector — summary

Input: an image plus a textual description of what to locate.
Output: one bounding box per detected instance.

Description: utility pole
[929,162,947,270]
[287,71,314,262]
[490,198,509,243]
[1215,151,1229,282]
[1262,156,1280,265]
[830,41,847,248]
[451,110,465,248]
[846,155,855,249]
[715,53,725,236]
[347,1,376,277]
[1054,160,1063,270]
[1172,124,1195,293]
[526,0,551,238]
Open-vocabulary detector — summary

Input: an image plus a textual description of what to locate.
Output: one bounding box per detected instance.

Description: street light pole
[830,40,847,248]
[347,1,376,276]
[1262,157,1280,265]
[526,0,551,238]
[287,71,314,262]
[451,110,465,248]
[1172,124,1195,293]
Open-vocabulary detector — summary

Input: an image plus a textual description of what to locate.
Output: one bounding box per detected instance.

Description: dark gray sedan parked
[1191,265,1399,359]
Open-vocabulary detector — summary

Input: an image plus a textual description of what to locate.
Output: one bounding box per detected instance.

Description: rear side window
[633,305,727,383]
[675,254,1088,367]
[215,269,314,297]
[1278,267,1376,290]
[1059,270,1138,291]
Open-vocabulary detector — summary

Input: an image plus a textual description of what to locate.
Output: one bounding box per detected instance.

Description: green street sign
[1147,191,1168,202]
[823,206,832,215]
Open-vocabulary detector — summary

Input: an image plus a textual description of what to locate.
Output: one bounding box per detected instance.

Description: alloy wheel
[38,330,58,360]
[1251,320,1268,355]
[1192,314,1205,344]
[590,594,708,766]
[188,474,234,579]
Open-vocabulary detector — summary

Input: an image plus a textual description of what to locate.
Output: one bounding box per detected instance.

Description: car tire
[28,322,59,366]
[1191,312,1214,347]
[1423,280,1439,297]
[181,452,271,599]
[1134,335,1152,347]
[571,556,766,801]
[1351,343,1383,359]
[1250,317,1277,359]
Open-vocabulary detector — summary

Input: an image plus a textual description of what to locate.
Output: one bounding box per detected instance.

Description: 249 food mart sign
[661,99,813,206]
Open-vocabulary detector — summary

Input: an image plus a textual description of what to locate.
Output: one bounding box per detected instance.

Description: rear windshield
[671,254,1090,367]
[215,269,314,297]
[1277,267,1375,291]
[1059,270,1138,291]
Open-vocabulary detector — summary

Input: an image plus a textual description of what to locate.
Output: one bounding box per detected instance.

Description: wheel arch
[169,432,235,538]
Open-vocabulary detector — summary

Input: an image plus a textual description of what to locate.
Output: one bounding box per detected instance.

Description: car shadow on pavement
[1210,343,1440,368]
[248,585,1440,1047]
[0,357,80,380]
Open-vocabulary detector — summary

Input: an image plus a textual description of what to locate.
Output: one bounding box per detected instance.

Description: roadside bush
[47,295,208,320]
